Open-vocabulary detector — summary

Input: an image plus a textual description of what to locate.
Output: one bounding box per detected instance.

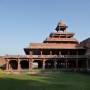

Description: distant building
[0,20,90,72]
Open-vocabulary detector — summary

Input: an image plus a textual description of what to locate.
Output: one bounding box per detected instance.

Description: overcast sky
[0,0,90,55]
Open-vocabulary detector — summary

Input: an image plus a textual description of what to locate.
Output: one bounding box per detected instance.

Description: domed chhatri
[55,20,68,32]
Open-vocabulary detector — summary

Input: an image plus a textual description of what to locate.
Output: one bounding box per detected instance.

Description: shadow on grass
[77,71,90,76]
[0,77,71,90]
[0,71,90,90]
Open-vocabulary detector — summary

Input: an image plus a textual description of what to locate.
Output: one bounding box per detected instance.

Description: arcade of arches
[5,57,90,72]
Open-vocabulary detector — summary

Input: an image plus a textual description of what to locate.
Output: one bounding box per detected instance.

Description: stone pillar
[68,50,70,55]
[42,59,45,70]
[76,51,78,71]
[9,62,11,71]
[8,59,11,71]
[50,51,52,55]
[76,59,78,70]
[86,59,89,70]
[18,58,21,72]
[30,51,32,55]
[6,59,9,71]
[29,59,33,71]
[54,60,57,69]
[59,51,61,55]
[66,58,68,69]
[41,50,42,55]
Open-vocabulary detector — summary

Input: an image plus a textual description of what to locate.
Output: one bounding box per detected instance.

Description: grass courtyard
[0,70,90,90]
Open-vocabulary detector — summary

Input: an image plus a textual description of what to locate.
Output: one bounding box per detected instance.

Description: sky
[0,0,90,55]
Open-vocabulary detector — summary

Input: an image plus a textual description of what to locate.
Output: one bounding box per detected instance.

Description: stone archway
[9,60,18,70]
[33,60,43,69]
[20,60,29,69]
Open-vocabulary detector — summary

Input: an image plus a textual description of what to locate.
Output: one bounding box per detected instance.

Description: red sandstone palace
[0,20,90,72]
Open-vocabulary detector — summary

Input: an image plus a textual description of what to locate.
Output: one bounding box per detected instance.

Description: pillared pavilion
[1,20,90,72]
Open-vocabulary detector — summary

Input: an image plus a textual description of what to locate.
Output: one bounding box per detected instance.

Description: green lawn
[0,70,90,90]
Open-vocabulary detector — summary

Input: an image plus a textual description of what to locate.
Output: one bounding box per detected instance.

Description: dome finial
[55,20,68,32]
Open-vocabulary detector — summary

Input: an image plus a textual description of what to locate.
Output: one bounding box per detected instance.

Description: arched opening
[45,60,54,69]
[33,60,43,69]
[20,60,29,69]
[9,60,18,70]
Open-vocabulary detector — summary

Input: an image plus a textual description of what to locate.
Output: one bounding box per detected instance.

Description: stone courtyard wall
[80,38,90,55]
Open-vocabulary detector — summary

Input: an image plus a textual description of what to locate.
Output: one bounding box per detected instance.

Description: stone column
[42,59,45,70]
[76,50,78,71]
[6,59,9,71]
[54,60,57,69]
[68,50,70,55]
[76,59,78,70]
[30,51,32,55]
[41,50,43,58]
[9,62,11,71]
[41,50,42,55]
[50,51,52,55]
[86,59,89,71]
[59,51,61,55]
[66,58,68,69]
[30,51,33,59]
[8,59,11,71]
[29,59,33,71]
[18,58,21,72]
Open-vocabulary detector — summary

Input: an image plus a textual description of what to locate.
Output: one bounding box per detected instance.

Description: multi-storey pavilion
[3,21,90,72]
[24,20,87,70]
